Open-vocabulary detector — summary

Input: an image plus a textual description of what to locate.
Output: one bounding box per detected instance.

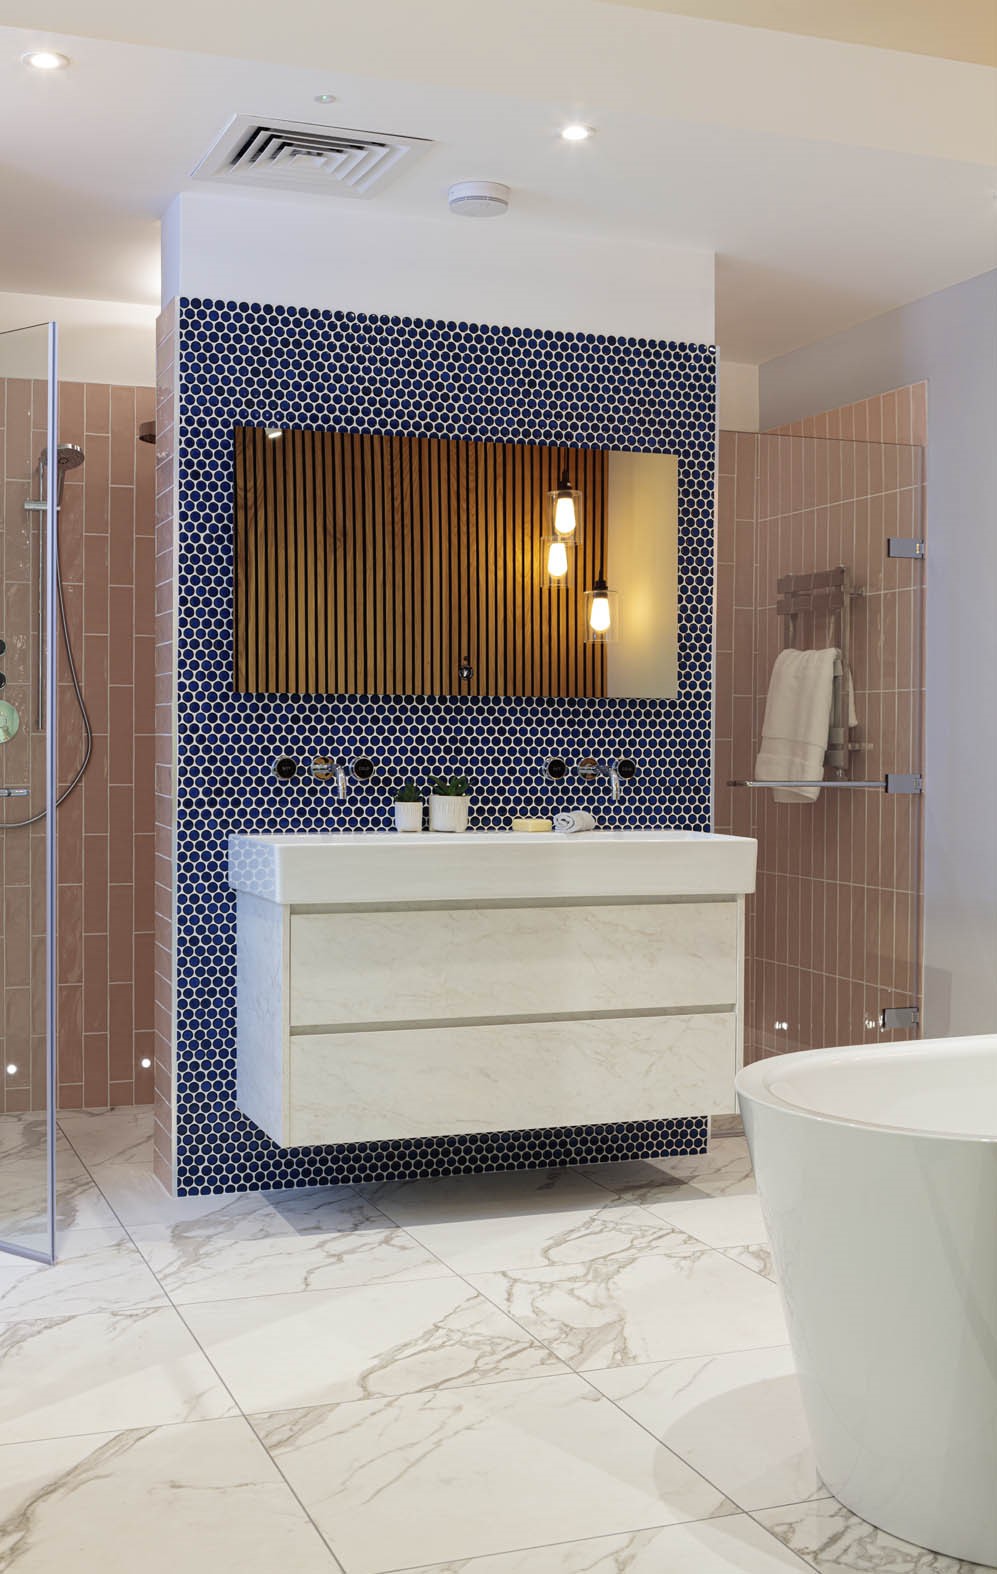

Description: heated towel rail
[724,561,923,793]
[776,566,861,775]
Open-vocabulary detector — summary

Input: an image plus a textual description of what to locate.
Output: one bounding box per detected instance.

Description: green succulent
[394,781,422,804]
[430,776,471,798]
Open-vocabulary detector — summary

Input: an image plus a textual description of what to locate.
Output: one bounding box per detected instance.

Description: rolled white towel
[553,811,597,834]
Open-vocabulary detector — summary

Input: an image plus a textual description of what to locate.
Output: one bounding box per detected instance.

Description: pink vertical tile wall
[0,375,156,1113]
[153,304,177,1189]
[715,384,926,1063]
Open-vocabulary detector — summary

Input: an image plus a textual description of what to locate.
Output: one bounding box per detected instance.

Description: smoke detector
[448,181,510,218]
[191,114,433,198]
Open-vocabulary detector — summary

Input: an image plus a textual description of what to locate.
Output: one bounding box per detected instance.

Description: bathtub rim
[736,1035,997,1144]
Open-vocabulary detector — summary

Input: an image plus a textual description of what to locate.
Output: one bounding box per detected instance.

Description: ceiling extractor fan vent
[191,114,433,197]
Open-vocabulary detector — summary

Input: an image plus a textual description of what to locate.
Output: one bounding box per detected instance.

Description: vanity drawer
[288,1010,736,1146]
[289,901,737,1027]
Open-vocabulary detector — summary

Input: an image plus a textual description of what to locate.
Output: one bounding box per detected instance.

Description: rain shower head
[40,443,85,472]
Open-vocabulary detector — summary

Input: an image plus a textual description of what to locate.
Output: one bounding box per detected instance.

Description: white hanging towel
[754,648,857,804]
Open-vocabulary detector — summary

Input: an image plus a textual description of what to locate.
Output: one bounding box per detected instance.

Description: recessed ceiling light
[561,123,593,142]
[314,93,336,104]
[22,49,70,71]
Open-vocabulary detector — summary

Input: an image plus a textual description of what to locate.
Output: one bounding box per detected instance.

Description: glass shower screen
[0,321,58,1262]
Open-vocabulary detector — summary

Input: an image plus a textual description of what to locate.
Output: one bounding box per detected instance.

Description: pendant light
[548,468,581,540]
[584,574,619,642]
[542,532,574,589]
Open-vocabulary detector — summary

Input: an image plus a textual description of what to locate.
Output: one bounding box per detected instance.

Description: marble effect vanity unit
[228,830,758,1148]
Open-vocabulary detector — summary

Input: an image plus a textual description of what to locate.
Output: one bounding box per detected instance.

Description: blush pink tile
[881,389,899,444]
[109,487,136,583]
[82,932,108,1035]
[911,382,927,447]
[83,834,109,936]
[59,381,85,444]
[108,885,134,985]
[110,387,136,487]
[84,384,110,436]
[82,1035,109,1109]
[108,980,135,1081]
[57,985,84,1083]
[735,434,757,519]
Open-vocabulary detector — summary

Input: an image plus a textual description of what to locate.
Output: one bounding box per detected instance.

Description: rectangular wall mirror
[233,428,678,699]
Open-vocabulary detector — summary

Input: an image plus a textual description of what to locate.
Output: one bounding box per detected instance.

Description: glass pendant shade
[548,469,581,538]
[584,575,619,642]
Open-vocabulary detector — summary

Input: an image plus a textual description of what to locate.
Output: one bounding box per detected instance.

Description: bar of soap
[511,817,553,833]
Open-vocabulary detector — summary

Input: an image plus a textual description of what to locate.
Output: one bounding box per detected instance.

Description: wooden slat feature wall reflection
[234,428,607,697]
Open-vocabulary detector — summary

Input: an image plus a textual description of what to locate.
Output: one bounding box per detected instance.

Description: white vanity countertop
[228,829,758,906]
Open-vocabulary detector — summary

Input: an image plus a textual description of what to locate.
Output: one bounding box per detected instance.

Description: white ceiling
[0,2,994,363]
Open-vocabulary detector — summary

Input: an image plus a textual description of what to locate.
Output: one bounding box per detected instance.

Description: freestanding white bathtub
[737,1036,997,1567]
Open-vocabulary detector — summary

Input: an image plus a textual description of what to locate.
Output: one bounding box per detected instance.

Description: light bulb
[553,493,577,536]
[5,1064,17,1076]
[546,539,569,579]
[140,1057,152,1069]
[589,593,612,633]
[561,124,593,142]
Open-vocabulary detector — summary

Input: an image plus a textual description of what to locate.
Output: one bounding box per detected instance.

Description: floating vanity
[228,830,758,1148]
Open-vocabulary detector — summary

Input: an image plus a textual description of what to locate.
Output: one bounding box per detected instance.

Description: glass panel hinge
[881,1005,920,1031]
[885,773,922,795]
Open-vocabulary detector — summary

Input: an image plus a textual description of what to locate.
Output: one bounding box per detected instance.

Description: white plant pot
[394,801,424,833]
[429,795,469,833]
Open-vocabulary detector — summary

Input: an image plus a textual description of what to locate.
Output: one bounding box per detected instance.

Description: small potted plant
[394,781,424,833]
[429,775,471,833]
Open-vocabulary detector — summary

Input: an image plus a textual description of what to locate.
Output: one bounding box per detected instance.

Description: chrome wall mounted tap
[335,764,349,800]
[575,756,637,801]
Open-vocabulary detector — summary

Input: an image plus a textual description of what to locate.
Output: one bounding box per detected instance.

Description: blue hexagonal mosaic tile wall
[174,300,717,1193]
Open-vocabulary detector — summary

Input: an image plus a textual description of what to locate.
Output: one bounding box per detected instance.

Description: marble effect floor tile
[0,1417,341,1572]
[470,1247,787,1371]
[369,1166,612,1227]
[1,1122,117,1241]
[58,1106,154,1169]
[390,1200,704,1275]
[589,1345,823,1511]
[128,1194,453,1302]
[726,1242,778,1281]
[754,1498,996,1573]
[408,1514,815,1571]
[181,1278,567,1410]
[582,1137,756,1204]
[253,1374,736,1574]
[644,1191,769,1248]
[0,1305,237,1444]
[0,1225,167,1321]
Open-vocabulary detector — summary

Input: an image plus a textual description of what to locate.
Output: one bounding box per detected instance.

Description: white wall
[161,192,716,345]
[717,360,759,430]
[759,269,997,1038]
[0,291,157,385]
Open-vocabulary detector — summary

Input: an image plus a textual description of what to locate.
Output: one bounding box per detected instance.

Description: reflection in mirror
[234,429,678,699]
